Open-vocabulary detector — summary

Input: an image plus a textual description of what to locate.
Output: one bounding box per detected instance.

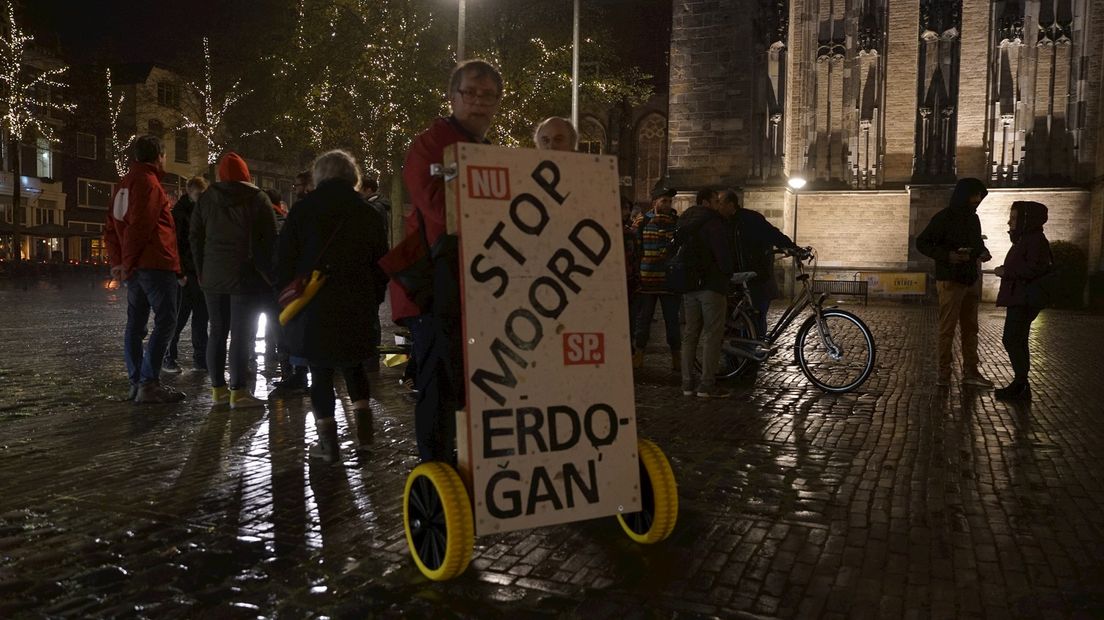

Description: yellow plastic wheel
[617,438,678,544]
[403,462,474,581]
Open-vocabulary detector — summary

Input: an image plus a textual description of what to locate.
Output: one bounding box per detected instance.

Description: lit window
[635,114,668,203]
[36,138,53,178]
[578,117,607,154]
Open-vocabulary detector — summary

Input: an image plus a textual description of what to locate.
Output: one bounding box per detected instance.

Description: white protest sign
[446,143,641,536]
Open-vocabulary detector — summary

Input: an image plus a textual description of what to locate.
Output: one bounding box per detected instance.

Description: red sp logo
[563,333,605,366]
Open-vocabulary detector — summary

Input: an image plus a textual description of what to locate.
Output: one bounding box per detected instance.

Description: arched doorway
[634,113,667,203]
[578,116,607,154]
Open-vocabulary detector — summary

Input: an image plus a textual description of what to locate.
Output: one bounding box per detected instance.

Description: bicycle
[695,246,876,393]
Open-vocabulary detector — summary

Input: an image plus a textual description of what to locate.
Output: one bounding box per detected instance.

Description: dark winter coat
[171,195,198,275]
[916,178,990,285]
[190,181,277,295]
[733,207,798,300]
[996,202,1052,308]
[277,179,389,367]
[676,205,735,295]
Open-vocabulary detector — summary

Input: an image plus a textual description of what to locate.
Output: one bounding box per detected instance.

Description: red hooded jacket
[389,117,482,323]
[105,162,181,274]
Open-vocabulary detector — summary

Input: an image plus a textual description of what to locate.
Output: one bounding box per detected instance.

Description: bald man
[534,116,578,151]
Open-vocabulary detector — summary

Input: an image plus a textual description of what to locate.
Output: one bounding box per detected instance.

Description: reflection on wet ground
[1,281,1102,617]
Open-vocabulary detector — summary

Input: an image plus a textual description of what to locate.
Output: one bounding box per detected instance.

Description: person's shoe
[125,383,138,401]
[994,382,1031,401]
[273,370,308,391]
[632,350,644,369]
[309,417,340,464]
[696,386,731,399]
[135,381,187,404]
[399,377,417,393]
[671,352,681,372]
[161,359,182,374]
[211,386,230,406]
[962,374,995,388]
[229,388,265,410]
[681,384,696,397]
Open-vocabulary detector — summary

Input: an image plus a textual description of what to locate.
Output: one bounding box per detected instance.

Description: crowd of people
[104,59,1053,468]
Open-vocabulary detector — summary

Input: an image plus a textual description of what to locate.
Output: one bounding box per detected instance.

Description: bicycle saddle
[730,271,757,284]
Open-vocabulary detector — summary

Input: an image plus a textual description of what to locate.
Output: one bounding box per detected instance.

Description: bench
[811,279,869,305]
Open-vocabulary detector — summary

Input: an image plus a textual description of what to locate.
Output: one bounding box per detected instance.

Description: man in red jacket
[105,135,186,404]
[391,59,502,462]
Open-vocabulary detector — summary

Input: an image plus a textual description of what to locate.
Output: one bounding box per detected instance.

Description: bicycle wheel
[715,310,759,380]
[794,309,875,393]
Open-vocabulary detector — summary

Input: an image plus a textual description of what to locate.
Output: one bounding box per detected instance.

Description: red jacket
[389,117,480,323]
[105,162,181,274]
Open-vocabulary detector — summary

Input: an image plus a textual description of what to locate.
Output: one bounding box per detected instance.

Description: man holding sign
[389,60,503,462]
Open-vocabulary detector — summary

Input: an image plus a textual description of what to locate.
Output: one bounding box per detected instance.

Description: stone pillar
[955,0,990,179]
[882,0,919,185]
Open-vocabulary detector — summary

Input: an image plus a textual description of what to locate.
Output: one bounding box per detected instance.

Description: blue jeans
[125,269,179,385]
[633,293,682,352]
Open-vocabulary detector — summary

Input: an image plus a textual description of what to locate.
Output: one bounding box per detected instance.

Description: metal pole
[571,0,580,128]
[458,0,466,62]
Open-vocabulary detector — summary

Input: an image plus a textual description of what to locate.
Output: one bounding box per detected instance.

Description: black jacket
[916,178,990,285]
[277,179,389,367]
[676,205,734,295]
[171,195,198,275]
[190,182,277,295]
[733,207,798,300]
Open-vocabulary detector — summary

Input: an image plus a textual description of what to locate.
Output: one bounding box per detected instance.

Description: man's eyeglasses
[456,89,501,105]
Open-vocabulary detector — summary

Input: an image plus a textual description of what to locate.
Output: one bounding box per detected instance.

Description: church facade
[667,0,1104,300]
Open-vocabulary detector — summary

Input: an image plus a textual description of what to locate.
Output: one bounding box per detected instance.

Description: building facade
[668,0,1104,300]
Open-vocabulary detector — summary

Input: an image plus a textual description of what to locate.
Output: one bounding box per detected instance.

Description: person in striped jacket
[631,185,682,371]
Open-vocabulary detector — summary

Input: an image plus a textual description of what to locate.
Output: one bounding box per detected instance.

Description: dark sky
[23,0,670,87]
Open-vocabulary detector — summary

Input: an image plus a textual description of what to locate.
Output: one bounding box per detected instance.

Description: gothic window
[634,113,667,203]
[578,117,606,154]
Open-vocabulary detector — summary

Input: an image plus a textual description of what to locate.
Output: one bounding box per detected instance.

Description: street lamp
[571,0,580,128]
[787,176,806,243]
[458,0,467,61]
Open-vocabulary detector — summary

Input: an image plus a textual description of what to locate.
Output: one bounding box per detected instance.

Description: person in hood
[104,135,187,404]
[190,152,277,409]
[164,176,210,374]
[390,59,501,463]
[993,201,1052,401]
[277,150,389,463]
[917,178,994,388]
[678,188,736,399]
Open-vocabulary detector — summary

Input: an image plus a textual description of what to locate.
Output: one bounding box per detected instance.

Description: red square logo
[467,166,511,200]
[563,333,605,365]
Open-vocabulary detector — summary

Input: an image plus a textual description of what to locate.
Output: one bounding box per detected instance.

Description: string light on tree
[105,68,135,177]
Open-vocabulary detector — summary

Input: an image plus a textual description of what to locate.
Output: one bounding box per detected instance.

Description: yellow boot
[632,349,644,369]
[211,386,230,406]
[230,388,266,410]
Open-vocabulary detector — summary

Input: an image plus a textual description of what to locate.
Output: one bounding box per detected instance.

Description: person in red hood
[389,59,501,462]
[104,135,186,404]
[191,151,277,409]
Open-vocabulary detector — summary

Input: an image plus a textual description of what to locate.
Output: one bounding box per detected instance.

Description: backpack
[664,220,709,293]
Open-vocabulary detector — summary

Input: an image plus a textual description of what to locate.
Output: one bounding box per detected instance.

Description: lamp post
[571,0,580,128]
[458,0,467,61]
[787,176,806,244]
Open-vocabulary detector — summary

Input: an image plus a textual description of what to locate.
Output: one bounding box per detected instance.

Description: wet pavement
[1,278,1103,618]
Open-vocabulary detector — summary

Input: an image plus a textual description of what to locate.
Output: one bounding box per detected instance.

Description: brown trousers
[936,280,980,379]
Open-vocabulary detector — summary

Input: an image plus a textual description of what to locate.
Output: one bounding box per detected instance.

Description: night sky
[24,0,671,88]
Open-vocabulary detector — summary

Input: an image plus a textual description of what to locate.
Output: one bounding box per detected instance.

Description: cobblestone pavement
[1,279,1103,618]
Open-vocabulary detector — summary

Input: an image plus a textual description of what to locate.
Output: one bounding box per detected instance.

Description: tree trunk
[10,136,22,261]
[388,165,405,248]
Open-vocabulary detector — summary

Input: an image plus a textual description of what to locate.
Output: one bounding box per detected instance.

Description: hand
[110,265,127,281]
[948,250,970,264]
[178,275,188,286]
[994,265,1005,277]
[979,250,992,263]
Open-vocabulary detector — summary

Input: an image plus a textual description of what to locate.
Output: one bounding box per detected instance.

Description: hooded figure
[190,152,278,408]
[993,201,1052,400]
[916,177,994,388]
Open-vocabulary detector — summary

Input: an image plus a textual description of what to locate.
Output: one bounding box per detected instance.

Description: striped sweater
[634,209,679,293]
